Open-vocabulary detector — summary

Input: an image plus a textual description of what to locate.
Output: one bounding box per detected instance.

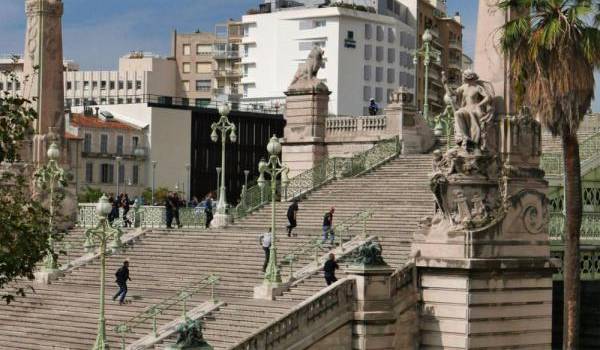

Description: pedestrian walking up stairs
[0,148,434,349]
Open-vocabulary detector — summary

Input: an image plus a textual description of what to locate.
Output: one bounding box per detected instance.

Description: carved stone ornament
[26,0,64,17]
[505,189,549,234]
[389,86,413,105]
[288,46,328,91]
[353,241,387,266]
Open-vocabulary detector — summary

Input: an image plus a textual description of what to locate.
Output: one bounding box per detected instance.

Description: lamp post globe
[96,194,112,218]
[422,28,433,43]
[47,142,60,161]
[218,103,231,117]
[266,135,282,155]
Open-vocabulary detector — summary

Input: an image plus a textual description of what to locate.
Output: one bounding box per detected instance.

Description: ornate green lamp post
[84,194,123,350]
[413,28,441,121]
[36,142,66,276]
[257,135,290,285]
[210,104,237,227]
[432,88,455,150]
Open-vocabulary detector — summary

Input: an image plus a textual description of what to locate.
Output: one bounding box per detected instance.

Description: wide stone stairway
[0,154,433,349]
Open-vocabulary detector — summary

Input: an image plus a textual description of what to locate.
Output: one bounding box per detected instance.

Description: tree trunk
[562,131,582,350]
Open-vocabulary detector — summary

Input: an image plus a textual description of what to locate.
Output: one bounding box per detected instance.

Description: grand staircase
[0,154,434,349]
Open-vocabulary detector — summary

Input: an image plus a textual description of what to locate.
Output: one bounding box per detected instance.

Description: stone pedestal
[282,87,330,177]
[346,264,396,350]
[210,213,232,229]
[385,88,434,154]
[253,281,288,300]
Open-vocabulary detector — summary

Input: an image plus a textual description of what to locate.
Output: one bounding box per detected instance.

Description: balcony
[448,58,462,71]
[212,87,242,97]
[213,51,241,60]
[214,69,243,78]
[448,40,462,51]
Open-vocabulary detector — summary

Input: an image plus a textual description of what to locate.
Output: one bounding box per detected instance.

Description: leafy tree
[499,1,600,347]
[0,73,54,303]
[77,186,103,203]
[142,186,170,205]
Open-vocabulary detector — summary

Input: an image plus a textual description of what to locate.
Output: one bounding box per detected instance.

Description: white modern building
[241,5,417,115]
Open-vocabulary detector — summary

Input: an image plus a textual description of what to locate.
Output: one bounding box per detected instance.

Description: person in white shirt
[259,229,272,272]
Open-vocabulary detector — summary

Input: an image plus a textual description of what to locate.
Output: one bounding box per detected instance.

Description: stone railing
[231,278,355,350]
[77,204,206,229]
[325,114,387,136]
[390,262,416,299]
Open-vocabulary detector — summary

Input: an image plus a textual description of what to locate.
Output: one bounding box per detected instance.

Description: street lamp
[431,83,455,150]
[134,147,145,198]
[257,135,290,285]
[36,142,66,275]
[215,167,222,201]
[83,194,123,350]
[115,156,122,196]
[210,103,237,227]
[151,160,157,205]
[413,28,441,122]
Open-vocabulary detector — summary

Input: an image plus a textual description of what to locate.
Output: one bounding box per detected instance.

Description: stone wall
[306,323,353,350]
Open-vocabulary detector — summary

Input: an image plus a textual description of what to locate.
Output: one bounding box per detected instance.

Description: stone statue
[443,69,495,153]
[168,319,212,350]
[353,241,387,266]
[289,46,327,90]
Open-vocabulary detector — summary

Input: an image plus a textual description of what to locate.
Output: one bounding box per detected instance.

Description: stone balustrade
[325,114,387,136]
[232,279,355,350]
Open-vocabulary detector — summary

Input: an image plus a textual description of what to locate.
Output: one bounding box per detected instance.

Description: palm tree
[499,0,600,348]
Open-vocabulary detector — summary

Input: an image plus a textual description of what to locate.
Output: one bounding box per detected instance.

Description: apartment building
[0,55,79,96]
[65,109,148,197]
[242,5,417,115]
[415,0,464,115]
[172,20,244,107]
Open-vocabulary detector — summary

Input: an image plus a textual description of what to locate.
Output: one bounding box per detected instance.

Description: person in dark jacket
[204,193,214,229]
[286,199,299,237]
[122,193,132,227]
[322,207,335,244]
[173,193,182,228]
[368,98,379,116]
[165,192,174,229]
[113,261,132,305]
[108,194,120,225]
[323,253,339,286]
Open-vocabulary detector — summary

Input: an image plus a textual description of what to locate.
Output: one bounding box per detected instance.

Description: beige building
[172,20,244,107]
[415,0,463,115]
[65,110,148,197]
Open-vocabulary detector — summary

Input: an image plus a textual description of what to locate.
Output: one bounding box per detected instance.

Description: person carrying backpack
[113,261,132,305]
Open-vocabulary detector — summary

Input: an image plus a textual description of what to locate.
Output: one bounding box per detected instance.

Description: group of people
[165,192,215,229]
[259,201,339,285]
[108,193,133,227]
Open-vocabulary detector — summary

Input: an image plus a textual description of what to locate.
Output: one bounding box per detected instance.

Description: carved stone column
[23,0,65,167]
[281,86,330,177]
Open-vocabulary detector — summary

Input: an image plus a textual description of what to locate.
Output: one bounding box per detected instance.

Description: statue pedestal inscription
[411,71,554,348]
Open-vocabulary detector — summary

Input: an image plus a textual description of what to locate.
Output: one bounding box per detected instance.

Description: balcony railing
[213,51,241,60]
[212,87,242,96]
[448,39,462,51]
[214,69,243,78]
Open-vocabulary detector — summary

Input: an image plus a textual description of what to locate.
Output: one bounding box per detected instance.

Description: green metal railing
[113,274,219,349]
[281,209,374,280]
[541,131,600,176]
[235,136,400,219]
[549,212,600,243]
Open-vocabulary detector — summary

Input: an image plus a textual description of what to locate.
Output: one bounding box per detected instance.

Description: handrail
[235,136,400,219]
[541,131,600,176]
[282,209,374,280]
[549,212,600,243]
[113,274,219,348]
[230,278,355,350]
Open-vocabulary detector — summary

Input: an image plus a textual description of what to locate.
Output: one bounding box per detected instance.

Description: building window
[182,62,191,73]
[243,65,248,77]
[0,82,3,90]
[117,98,124,104]
[100,98,107,105]
[182,98,189,106]
[365,24,372,39]
[135,98,141,103]
[100,134,108,153]
[132,165,139,185]
[387,48,395,63]
[116,135,124,155]
[195,98,210,107]
[244,44,249,57]
[109,81,115,90]
[363,65,371,81]
[127,80,133,89]
[375,87,383,102]
[363,86,371,101]
[100,80,107,90]
[387,28,395,43]
[387,88,395,103]
[83,81,90,91]
[84,133,92,153]
[118,81,124,89]
[118,164,125,184]
[109,98,115,104]
[85,163,93,183]
[387,68,395,83]
[376,25,384,41]
[100,164,114,183]
[136,80,142,90]
[375,67,383,82]
[183,44,191,55]
[66,81,72,90]
[375,46,384,62]
[74,98,80,105]
[364,45,372,60]
[182,80,190,91]
[132,136,139,149]
[92,81,98,90]
[299,41,326,51]
[196,62,211,73]
[196,44,212,55]
[126,98,133,104]
[65,99,72,107]
[314,19,326,27]
[196,80,211,92]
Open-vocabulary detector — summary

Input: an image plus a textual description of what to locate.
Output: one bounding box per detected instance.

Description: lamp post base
[210,213,233,228]
[253,281,288,300]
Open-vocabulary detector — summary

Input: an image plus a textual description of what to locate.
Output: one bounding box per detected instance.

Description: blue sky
[0,0,597,111]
